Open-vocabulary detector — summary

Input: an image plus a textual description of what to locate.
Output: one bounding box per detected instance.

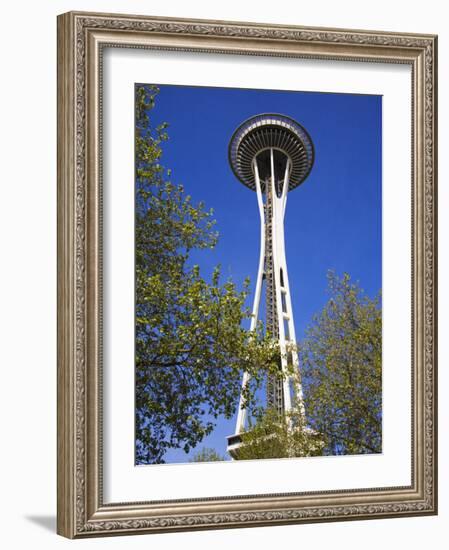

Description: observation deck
[228,113,314,192]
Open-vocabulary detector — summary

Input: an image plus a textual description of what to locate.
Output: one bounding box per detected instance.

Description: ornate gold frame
[57,11,438,538]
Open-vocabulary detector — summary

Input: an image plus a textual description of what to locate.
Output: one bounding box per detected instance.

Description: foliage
[189,447,227,462]
[301,271,382,455]
[236,407,324,460]
[135,85,280,464]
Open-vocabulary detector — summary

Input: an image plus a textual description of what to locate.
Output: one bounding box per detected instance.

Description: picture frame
[57,10,438,538]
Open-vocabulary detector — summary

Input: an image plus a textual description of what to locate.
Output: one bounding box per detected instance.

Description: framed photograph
[57,11,438,538]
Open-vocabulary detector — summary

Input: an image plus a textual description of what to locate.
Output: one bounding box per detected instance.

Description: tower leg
[234,159,266,435]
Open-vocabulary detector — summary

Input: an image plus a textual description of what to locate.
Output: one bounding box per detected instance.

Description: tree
[300,271,382,455]
[135,85,280,464]
[237,407,324,460]
[189,447,227,462]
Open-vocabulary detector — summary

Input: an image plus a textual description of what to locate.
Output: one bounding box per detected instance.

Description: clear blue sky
[139,83,382,463]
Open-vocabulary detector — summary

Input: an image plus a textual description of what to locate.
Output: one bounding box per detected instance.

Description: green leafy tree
[189,447,227,462]
[135,85,280,464]
[301,271,382,455]
[237,407,324,460]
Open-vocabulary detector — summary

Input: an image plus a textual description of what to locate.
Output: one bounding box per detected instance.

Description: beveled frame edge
[56,10,438,539]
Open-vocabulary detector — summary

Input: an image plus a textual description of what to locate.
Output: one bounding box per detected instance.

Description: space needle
[226,114,315,458]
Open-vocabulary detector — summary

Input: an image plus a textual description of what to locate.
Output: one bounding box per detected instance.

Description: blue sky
[138,83,382,463]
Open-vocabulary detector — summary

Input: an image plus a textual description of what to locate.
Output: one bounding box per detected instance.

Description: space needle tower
[227,114,314,457]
